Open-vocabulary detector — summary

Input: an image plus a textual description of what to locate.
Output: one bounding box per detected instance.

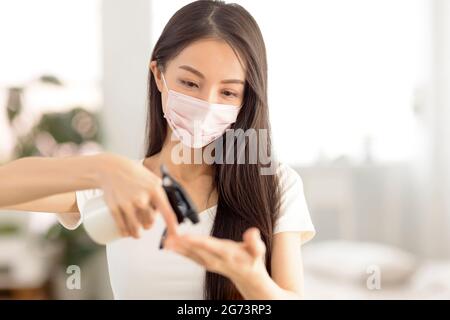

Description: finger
[243,228,266,258]
[151,186,179,236]
[147,207,156,228]
[167,237,220,270]
[133,192,150,210]
[132,193,153,229]
[137,206,154,229]
[121,203,141,238]
[177,235,236,260]
[108,202,129,237]
[178,248,207,267]
[162,233,178,250]
[189,248,220,271]
[119,207,135,238]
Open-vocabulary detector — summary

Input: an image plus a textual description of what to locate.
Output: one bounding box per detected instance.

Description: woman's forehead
[167,39,246,81]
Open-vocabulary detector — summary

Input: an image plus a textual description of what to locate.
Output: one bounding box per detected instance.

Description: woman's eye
[180,80,199,89]
[222,90,238,98]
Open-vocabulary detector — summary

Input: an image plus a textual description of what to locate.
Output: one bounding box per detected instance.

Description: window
[150,0,429,165]
[0,0,102,159]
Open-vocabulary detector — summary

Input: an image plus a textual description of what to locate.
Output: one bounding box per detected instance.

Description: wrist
[83,152,115,188]
[232,268,303,300]
[231,266,275,299]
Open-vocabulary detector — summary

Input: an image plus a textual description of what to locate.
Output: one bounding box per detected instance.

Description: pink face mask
[161,73,241,148]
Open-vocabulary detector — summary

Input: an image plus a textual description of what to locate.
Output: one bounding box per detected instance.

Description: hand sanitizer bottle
[83,194,122,245]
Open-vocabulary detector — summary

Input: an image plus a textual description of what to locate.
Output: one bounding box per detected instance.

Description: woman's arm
[0,155,104,230]
[0,155,100,207]
[0,192,81,230]
[232,232,305,299]
[0,192,78,213]
[164,229,306,299]
[0,153,179,238]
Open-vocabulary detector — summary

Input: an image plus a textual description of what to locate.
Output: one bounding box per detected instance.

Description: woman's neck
[144,131,218,212]
[147,133,215,185]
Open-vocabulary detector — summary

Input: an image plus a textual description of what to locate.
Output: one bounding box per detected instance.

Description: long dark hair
[145,0,280,300]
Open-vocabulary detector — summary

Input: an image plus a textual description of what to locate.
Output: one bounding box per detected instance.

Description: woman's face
[151,38,246,109]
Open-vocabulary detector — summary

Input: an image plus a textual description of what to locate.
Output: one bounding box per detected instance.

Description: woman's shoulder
[276,162,305,191]
[275,162,306,205]
[273,161,315,242]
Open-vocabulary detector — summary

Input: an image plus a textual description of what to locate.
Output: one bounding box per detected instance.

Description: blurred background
[0,0,449,299]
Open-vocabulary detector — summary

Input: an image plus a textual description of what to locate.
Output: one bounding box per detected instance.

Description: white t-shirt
[58,160,315,299]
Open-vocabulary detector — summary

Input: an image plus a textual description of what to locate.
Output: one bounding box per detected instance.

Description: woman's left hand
[164,227,268,283]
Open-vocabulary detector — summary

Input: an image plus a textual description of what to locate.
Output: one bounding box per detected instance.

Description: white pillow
[302,240,418,286]
[409,261,450,298]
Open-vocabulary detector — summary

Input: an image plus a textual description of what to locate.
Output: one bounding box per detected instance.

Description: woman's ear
[150,60,163,93]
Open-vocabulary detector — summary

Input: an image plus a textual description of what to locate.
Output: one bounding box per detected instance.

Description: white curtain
[417,0,450,259]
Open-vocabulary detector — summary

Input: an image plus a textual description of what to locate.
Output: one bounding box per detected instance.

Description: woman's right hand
[92,153,178,239]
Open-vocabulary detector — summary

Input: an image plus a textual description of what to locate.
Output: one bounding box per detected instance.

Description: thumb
[243,227,266,258]
[151,186,179,236]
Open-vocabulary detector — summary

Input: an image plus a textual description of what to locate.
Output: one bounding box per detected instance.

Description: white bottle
[83,194,122,245]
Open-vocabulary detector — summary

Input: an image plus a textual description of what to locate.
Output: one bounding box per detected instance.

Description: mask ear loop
[160,72,169,93]
[159,71,171,118]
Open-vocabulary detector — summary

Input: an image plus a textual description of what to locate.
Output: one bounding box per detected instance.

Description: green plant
[45,223,99,267]
[0,224,20,236]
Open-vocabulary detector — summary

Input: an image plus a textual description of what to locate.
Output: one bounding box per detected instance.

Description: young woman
[0,0,315,299]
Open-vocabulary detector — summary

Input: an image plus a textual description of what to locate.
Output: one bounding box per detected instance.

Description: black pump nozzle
[159,165,199,249]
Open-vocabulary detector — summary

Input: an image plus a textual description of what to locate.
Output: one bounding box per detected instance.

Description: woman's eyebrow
[178,65,245,85]
[179,65,204,78]
[221,79,245,85]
